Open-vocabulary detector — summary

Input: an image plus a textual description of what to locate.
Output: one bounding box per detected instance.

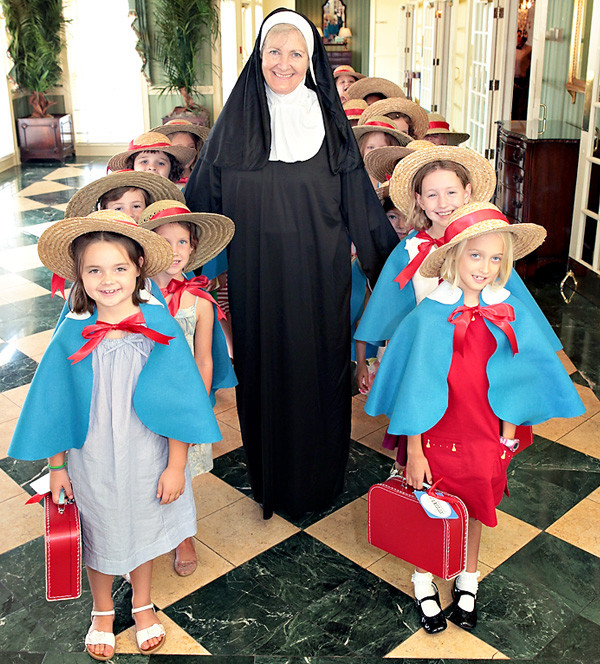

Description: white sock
[455,570,480,612]
[412,570,441,618]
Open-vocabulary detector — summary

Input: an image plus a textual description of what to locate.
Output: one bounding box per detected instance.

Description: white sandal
[85,609,115,662]
[132,603,166,654]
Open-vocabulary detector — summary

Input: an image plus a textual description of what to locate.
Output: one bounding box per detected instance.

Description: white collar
[427,280,510,305]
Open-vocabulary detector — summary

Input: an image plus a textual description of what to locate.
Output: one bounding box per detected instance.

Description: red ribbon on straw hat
[161,276,226,319]
[68,311,174,364]
[428,121,450,130]
[395,231,444,289]
[128,140,171,150]
[449,303,518,356]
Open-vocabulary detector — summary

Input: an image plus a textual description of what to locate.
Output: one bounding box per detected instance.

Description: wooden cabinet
[324,48,352,70]
[17,114,75,162]
[494,121,580,276]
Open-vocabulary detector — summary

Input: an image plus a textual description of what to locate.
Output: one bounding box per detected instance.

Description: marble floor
[0,158,599,664]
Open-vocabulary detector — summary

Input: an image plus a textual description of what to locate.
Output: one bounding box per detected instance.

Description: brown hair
[68,232,147,314]
[125,151,184,183]
[408,160,471,231]
[386,112,413,136]
[440,231,514,288]
[357,132,400,157]
[98,186,152,210]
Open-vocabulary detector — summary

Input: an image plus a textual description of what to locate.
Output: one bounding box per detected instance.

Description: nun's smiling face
[262,28,309,95]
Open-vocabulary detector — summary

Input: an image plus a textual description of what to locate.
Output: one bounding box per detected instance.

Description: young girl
[139,200,236,576]
[424,112,470,146]
[352,117,411,188]
[355,143,561,362]
[151,120,210,184]
[9,210,222,660]
[359,98,429,139]
[333,64,365,103]
[64,169,186,220]
[365,202,585,633]
[107,132,197,184]
[343,98,367,126]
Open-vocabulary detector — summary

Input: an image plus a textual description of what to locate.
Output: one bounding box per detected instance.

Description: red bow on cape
[68,311,175,364]
[394,231,444,289]
[449,303,518,356]
[161,276,226,320]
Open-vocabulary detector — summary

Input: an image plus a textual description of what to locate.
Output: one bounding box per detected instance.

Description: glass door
[569,0,600,275]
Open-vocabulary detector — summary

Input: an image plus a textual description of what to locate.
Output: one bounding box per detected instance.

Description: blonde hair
[440,231,514,288]
[408,160,471,231]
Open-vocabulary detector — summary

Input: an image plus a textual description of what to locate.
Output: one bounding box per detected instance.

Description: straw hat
[346,77,405,102]
[333,64,365,81]
[375,182,390,200]
[389,144,497,215]
[359,98,430,139]
[363,140,432,183]
[425,113,470,145]
[107,132,197,172]
[64,170,185,218]
[420,202,546,278]
[138,200,235,272]
[352,117,413,147]
[37,210,174,281]
[151,120,210,147]
[343,98,367,122]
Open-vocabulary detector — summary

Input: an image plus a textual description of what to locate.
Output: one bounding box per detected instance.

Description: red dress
[423,315,513,527]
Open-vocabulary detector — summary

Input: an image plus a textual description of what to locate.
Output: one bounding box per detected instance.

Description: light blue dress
[68,335,197,575]
[175,299,214,476]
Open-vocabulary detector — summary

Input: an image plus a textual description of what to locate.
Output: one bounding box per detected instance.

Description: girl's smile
[416,169,472,238]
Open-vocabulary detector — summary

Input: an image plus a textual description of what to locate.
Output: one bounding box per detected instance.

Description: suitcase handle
[57,488,75,515]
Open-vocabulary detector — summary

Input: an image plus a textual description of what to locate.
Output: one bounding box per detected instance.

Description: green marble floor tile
[26,190,76,206]
[474,567,576,659]
[500,440,600,529]
[0,539,47,607]
[497,532,600,612]
[0,294,64,340]
[535,615,600,663]
[150,658,254,664]
[0,654,44,664]
[15,267,59,291]
[0,458,48,496]
[0,344,39,391]
[3,232,39,250]
[0,579,26,620]
[11,208,65,227]
[581,595,600,628]
[0,604,58,653]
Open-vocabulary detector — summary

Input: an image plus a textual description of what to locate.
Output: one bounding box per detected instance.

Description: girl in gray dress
[12,210,223,660]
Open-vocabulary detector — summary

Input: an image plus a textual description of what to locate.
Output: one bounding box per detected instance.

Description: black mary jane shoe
[414,583,447,634]
[446,579,477,631]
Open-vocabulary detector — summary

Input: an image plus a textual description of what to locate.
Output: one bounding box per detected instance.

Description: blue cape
[9,299,223,461]
[355,231,562,352]
[350,258,381,361]
[365,283,584,436]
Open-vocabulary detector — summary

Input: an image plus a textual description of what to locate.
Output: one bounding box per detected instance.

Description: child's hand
[405,454,432,490]
[49,469,73,504]
[356,361,370,394]
[157,467,186,504]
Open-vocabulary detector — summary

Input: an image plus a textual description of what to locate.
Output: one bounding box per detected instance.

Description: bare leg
[466,518,482,572]
[129,560,164,651]
[86,566,115,659]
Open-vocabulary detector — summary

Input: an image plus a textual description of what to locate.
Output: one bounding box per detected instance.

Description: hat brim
[151,123,210,145]
[141,212,235,271]
[352,124,412,147]
[375,182,390,201]
[360,98,430,139]
[346,77,405,101]
[364,145,416,183]
[65,172,186,218]
[334,70,366,81]
[420,221,547,278]
[38,216,174,282]
[107,144,197,172]
[389,146,497,215]
[424,129,470,145]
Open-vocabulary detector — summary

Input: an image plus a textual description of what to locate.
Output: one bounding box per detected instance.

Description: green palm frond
[152,0,218,101]
[1,0,68,94]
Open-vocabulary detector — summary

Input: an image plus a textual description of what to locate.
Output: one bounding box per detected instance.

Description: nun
[185,9,398,519]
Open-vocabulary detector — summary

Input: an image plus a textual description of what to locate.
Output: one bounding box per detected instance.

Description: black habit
[185,9,399,518]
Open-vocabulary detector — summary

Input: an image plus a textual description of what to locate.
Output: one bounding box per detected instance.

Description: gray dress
[175,299,214,477]
[68,335,197,575]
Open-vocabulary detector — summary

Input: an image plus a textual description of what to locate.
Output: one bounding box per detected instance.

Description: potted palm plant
[152,0,219,126]
[1,0,74,161]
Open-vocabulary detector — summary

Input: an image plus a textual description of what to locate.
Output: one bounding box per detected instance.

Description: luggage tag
[414,483,459,520]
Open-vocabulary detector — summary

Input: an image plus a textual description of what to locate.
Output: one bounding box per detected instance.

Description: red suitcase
[44,491,82,601]
[368,475,468,580]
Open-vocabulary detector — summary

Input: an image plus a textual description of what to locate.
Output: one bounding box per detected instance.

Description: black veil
[198,7,362,174]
